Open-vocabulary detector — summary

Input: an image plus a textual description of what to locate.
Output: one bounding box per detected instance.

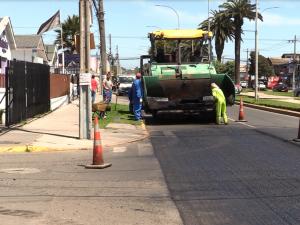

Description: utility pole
[91,0,107,92]
[243,48,249,87]
[116,45,119,76]
[109,34,112,72]
[98,45,102,93]
[288,35,299,90]
[293,35,297,90]
[79,0,92,139]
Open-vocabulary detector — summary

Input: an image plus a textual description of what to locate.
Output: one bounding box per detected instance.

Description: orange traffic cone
[85,117,112,169]
[235,97,248,122]
[293,117,300,142]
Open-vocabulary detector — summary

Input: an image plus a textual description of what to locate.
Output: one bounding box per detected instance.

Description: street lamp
[255,4,279,101]
[147,25,162,30]
[155,5,180,29]
[260,7,279,13]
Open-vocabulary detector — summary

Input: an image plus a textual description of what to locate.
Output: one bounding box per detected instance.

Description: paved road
[0,139,182,225]
[145,106,300,225]
[226,104,299,142]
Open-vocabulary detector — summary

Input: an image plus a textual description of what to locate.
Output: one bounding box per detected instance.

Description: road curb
[104,121,149,147]
[0,145,91,153]
[235,101,300,117]
[0,122,149,153]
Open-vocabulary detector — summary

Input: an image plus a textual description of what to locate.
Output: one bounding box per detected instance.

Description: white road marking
[138,143,154,156]
[163,130,175,136]
[228,118,256,128]
[113,147,127,153]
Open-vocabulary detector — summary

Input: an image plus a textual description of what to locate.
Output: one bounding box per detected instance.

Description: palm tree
[54,14,79,53]
[198,10,235,62]
[219,0,262,84]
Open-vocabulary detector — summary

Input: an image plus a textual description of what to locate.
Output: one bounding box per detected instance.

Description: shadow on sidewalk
[2,127,79,139]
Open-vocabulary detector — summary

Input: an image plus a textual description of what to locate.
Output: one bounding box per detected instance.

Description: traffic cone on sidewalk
[85,117,112,169]
[293,117,300,142]
[235,97,248,122]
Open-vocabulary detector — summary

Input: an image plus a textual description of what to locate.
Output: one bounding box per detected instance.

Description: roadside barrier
[235,97,248,122]
[293,117,300,142]
[85,117,112,169]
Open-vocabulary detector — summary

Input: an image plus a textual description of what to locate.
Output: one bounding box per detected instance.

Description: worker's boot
[223,114,228,125]
[215,116,221,125]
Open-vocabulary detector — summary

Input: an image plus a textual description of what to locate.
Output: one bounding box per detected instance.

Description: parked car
[240,81,248,88]
[117,75,135,96]
[253,81,266,90]
[235,85,242,94]
[294,87,300,97]
[272,83,288,92]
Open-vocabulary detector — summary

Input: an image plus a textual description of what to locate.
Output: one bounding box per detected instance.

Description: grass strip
[92,103,141,129]
[236,95,300,111]
[260,90,294,97]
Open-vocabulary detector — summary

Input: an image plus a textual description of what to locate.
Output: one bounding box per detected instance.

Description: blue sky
[1,0,300,69]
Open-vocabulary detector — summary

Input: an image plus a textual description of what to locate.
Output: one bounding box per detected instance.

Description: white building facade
[11,35,48,64]
[0,16,16,74]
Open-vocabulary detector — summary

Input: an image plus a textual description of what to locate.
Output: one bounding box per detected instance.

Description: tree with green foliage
[214,60,226,74]
[54,14,79,53]
[248,51,273,77]
[223,61,235,80]
[133,67,140,74]
[111,66,118,79]
[154,40,176,55]
[213,60,235,80]
[198,10,235,62]
[219,0,263,85]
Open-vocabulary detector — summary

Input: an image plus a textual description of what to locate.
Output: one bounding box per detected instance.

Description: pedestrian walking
[91,75,98,104]
[211,83,228,125]
[102,72,115,105]
[132,73,143,121]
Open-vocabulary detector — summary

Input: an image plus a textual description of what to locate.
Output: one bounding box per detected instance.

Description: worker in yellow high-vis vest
[211,83,228,125]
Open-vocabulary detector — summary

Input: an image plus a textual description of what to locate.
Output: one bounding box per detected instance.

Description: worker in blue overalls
[132,73,143,121]
[128,84,134,114]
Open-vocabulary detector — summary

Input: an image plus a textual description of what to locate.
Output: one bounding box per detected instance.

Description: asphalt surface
[226,104,299,142]
[1,92,300,224]
[0,139,182,225]
[145,107,300,225]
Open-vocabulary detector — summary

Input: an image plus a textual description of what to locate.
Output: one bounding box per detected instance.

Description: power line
[260,42,293,51]
[94,35,148,39]
[243,38,292,41]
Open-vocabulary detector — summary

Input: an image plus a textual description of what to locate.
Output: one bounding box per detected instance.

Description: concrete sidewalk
[0,93,146,153]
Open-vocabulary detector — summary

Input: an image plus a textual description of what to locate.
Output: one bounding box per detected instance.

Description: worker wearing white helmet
[211,83,228,125]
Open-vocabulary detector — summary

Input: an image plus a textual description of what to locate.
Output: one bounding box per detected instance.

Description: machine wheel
[297,92,300,97]
[151,110,157,118]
